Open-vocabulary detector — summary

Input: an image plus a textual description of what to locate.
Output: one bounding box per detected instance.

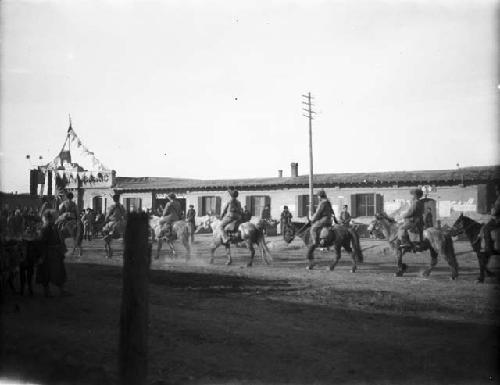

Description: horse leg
[443,243,459,281]
[247,243,255,267]
[183,234,191,261]
[328,245,342,271]
[156,238,162,260]
[395,248,406,277]
[225,245,232,266]
[421,247,438,278]
[347,246,357,274]
[476,252,488,283]
[306,244,316,270]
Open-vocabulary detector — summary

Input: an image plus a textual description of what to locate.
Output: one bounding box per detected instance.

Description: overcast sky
[1,0,498,193]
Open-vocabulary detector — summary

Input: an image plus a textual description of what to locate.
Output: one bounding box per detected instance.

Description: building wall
[184,184,489,226]
[95,182,492,226]
[82,188,116,214]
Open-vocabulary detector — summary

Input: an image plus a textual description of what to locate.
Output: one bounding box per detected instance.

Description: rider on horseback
[397,188,424,250]
[482,183,500,254]
[220,187,243,243]
[103,194,126,235]
[159,193,182,236]
[56,192,79,232]
[310,190,337,246]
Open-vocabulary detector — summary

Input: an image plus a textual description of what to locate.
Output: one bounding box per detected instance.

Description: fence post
[119,212,150,385]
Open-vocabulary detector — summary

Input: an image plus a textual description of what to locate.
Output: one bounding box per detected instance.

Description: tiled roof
[115,165,500,191]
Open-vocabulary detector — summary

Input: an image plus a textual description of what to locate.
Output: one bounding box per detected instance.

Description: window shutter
[297,195,304,217]
[245,196,252,214]
[375,194,384,214]
[197,196,203,216]
[350,195,357,218]
[264,195,271,211]
[215,196,222,216]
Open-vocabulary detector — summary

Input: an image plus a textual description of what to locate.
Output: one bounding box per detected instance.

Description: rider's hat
[168,193,177,200]
[317,189,327,198]
[66,191,74,199]
[283,205,288,209]
[228,187,238,198]
[112,194,120,202]
[410,188,423,198]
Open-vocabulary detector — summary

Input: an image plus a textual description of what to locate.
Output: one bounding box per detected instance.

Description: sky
[1,0,499,193]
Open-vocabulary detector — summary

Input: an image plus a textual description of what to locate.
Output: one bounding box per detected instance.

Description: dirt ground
[2,234,499,385]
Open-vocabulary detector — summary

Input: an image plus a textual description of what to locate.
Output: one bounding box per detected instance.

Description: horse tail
[349,227,363,263]
[258,231,273,264]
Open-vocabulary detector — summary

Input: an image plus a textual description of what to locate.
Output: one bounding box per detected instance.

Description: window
[198,196,221,216]
[92,196,103,214]
[296,195,319,217]
[350,193,383,217]
[246,196,271,217]
[124,198,142,213]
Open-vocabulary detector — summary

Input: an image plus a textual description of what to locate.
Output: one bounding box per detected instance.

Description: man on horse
[220,187,243,243]
[103,194,127,236]
[159,193,182,236]
[397,188,424,250]
[56,192,79,233]
[482,183,500,254]
[310,190,337,246]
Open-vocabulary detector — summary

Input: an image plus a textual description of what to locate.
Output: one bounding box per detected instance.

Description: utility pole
[302,92,316,218]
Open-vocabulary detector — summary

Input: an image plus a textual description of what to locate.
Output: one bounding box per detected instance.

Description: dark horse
[368,212,458,279]
[283,222,363,271]
[450,214,498,283]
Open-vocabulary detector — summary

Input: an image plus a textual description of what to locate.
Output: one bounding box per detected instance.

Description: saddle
[223,220,243,243]
[224,220,242,233]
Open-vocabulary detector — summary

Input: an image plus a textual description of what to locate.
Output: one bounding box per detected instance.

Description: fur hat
[228,187,238,198]
[317,189,327,198]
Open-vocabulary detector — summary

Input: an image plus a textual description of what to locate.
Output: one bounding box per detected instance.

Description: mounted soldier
[186,204,196,242]
[103,194,127,236]
[310,190,337,246]
[220,187,243,243]
[159,193,182,236]
[56,192,79,233]
[482,183,500,254]
[397,188,424,250]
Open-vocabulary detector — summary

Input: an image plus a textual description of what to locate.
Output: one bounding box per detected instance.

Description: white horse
[149,216,191,259]
[199,217,272,267]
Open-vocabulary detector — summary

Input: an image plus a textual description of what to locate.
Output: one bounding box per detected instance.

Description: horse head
[450,213,468,236]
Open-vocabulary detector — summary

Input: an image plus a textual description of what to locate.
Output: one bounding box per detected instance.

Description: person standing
[424,207,434,229]
[186,204,196,242]
[242,205,252,223]
[280,206,293,234]
[340,205,351,227]
[36,210,67,297]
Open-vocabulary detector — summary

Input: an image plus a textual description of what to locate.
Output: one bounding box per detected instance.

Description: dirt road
[2,235,499,384]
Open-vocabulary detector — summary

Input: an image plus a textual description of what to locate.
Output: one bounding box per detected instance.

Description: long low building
[79,163,499,227]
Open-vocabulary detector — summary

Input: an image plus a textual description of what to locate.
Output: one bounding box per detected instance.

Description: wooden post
[302,92,315,218]
[119,212,150,385]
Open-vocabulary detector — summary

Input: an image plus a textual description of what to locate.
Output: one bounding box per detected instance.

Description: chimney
[290,162,298,178]
[278,170,283,178]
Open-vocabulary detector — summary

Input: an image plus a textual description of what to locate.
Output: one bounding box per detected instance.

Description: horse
[450,214,498,283]
[283,221,363,271]
[200,217,272,267]
[149,216,191,260]
[368,212,458,279]
[57,217,83,257]
[102,220,125,258]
